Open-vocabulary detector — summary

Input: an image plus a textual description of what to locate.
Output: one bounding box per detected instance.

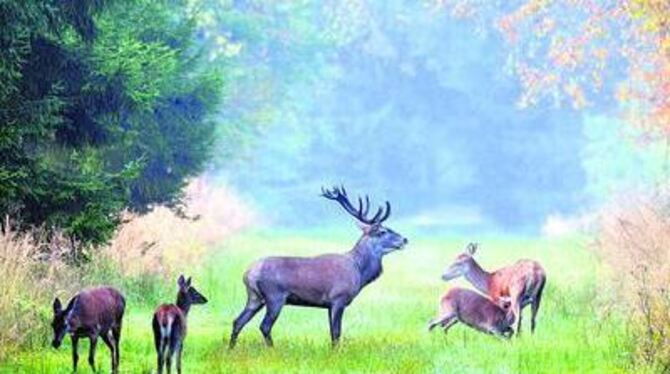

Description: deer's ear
[467,243,478,255]
[178,275,186,288]
[53,298,62,314]
[186,277,192,287]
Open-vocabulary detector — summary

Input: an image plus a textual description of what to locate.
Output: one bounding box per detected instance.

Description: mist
[215,1,658,235]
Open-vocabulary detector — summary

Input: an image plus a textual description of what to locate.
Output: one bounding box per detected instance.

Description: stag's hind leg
[259,294,286,347]
[230,291,265,348]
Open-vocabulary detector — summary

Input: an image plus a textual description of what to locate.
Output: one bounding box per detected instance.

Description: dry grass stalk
[104,178,255,278]
[594,192,670,370]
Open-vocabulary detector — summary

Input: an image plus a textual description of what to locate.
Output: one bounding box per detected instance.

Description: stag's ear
[178,274,186,288]
[186,277,192,287]
[466,243,478,255]
[53,298,62,314]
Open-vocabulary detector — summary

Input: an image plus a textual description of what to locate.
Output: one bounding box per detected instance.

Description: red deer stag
[441,243,546,335]
[51,287,125,372]
[428,288,515,338]
[152,275,208,374]
[229,186,408,348]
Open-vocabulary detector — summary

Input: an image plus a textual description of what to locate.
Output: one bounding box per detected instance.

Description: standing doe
[51,286,125,372]
[152,275,208,374]
[441,243,546,335]
[428,287,515,338]
[229,186,408,348]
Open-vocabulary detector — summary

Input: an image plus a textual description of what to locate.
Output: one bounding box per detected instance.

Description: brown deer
[152,275,208,374]
[229,186,408,348]
[441,243,546,335]
[51,287,125,372]
[428,287,515,338]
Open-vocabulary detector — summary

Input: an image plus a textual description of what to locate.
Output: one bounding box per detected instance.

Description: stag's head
[442,242,479,281]
[321,186,407,255]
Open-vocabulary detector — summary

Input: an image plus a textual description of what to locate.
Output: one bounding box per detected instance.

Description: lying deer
[152,275,208,374]
[51,286,125,372]
[229,186,408,348]
[441,243,546,335]
[428,287,515,338]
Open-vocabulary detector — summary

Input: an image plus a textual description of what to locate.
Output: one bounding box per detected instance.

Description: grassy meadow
[1,230,640,373]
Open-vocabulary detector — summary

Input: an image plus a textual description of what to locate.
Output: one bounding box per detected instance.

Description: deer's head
[321,186,407,256]
[497,295,515,338]
[51,298,70,349]
[176,275,208,308]
[442,242,479,281]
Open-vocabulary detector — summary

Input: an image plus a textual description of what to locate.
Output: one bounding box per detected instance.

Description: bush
[594,192,670,371]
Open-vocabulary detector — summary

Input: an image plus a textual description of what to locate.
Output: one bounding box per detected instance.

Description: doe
[51,286,125,372]
[152,275,208,374]
[441,243,546,335]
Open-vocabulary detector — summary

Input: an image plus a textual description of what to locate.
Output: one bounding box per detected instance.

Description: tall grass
[0,220,84,358]
[2,232,640,373]
[0,180,253,360]
[594,193,670,371]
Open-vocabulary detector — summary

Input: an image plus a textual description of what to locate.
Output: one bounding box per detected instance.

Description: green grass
[1,230,641,373]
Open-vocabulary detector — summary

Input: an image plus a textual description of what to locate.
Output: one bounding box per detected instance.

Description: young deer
[441,243,546,335]
[51,287,125,372]
[428,288,515,338]
[152,275,208,374]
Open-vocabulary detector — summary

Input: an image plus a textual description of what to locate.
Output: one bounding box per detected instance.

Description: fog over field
[218,1,663,234]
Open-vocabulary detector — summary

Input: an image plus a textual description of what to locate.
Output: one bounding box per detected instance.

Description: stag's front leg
[329,301,345,346]
[88,336,98,372]
[71,336,79,372]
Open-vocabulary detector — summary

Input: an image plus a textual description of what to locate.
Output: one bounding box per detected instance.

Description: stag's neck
[349,239,383,288]
[465,260,492,295]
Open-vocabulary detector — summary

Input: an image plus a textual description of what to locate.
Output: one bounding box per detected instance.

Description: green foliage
[0,0,223,249]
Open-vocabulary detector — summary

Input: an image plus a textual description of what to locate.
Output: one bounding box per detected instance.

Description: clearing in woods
[3,231,635,373]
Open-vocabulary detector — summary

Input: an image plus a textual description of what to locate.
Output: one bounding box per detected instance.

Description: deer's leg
[441,317,458,334]
[513,302,523,337]
[175,342,183,374]
[71,336,79,372]
[428,309,456,332]
[107,329,119,373]
[101,331,117,373]
[259,296,285,347]
[230,293,264,348]
[87,336,98,372]
[328,301,346,346]
[152,316,165,374]
[530,281,545,334]
[112,325,121,368]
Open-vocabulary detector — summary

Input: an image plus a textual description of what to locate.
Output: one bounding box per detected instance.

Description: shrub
[593,192,670,371]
